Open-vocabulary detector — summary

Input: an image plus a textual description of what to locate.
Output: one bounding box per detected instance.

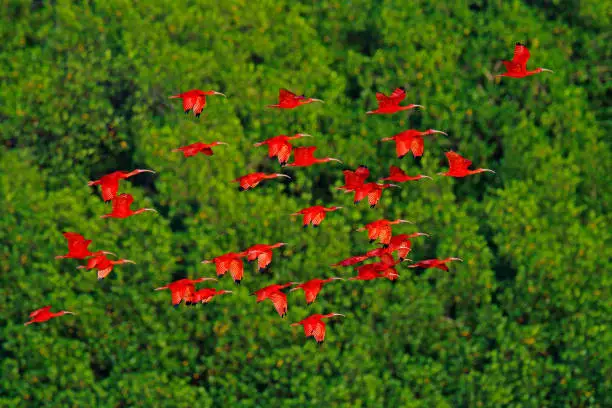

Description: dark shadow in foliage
[346,27,382,58]
[468,0,488,12]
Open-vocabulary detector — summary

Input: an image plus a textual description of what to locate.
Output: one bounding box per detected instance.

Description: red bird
[77,253,135,280]
[284,146,342,167]
[331,248,396,267]
[353,183,400,208]
[357,219,413,246]
[495,43,553,79]
[55,232,115,260]
[386,232,430,260]
[408,257,463,271]
[252,282,299,317]
[24,306,75,326]
[267,89,324,109]
[254,133,312,166]
[201,252,248,284]
[438,151,495,178]
[337,165,370,192]
[244,243,287,273]
[155,277,218,308]
[169,89,226,117]
[351,261,401,281]
[381,129,447,158]
[172,141,227,158]
[366,87,423,115]
[100,193,157,219]
[380,166,432,183]
[232,172,291,191]
[188,288,233,305]
[292,205,343,228]
[88,169,156,202]
[290,277,344,304]
[292,313,344,343]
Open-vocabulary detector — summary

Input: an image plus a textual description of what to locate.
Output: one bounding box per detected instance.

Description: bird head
[273,173,292,180]
[218,290,233,295]
[394,219,413,225]
[449,258,464,262]
[324,313,345,319]
[327,206,343,211]
[213,141,228,146]
[202,90,226,97]
[409,232,430,238]
[60,311,76,316]
[201,259,213,264]
[306,97,324,104]
[380,136,394,142]
[324,157,343,163]
[118,259,136,265]
[425,129,448,136]
[538,68,554,73]
[418,175,433,180]
[293,133,312,139]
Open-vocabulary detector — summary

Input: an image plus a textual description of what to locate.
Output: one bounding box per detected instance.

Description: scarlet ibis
[332,248,397,268]
[169,89,226,118]
[291,313,344,343]
[380,166,432,183]
[254,133,312,166]
[408,257,463,271]
[244,243,287,273]
[201,252,248,284]
[438,151,495,178]
[357,219,413,246]
[284,146,342,167]
[337,165,370,192]
[381,129,447,158]
[366,87,422,114]
[353,183,399,208]
[172,141,227,158]
[77,254,135,280]
[351,261,401,281]
[251,282,299,318]
[291,205,343,228]
[290,277,344,304]
[267,89,323,109]
[188,288,233,305]
[88,169,156,202]
[55,232,115,260]
[495,43,553,79]
[155,277,218,308]
[24,306,75,326]
[386,232,430,260]
[100,193,157,219]
[232,172,291,191]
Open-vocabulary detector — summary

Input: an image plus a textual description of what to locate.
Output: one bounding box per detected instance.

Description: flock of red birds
[26,43,552,343]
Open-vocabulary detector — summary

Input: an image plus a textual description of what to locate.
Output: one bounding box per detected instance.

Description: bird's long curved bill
[144,208,158,213]
[310,99,324,103]
[102,251,117,256]
[329,158,343,163]
[421,176,433,180]
[217,142,229,145]
[482,169,496,173]
[214,92,227,97]
[138,169,156,174]
[432,130,448,136]
[541,68,554,73]
[297,133,312,137]
[64,311,76,315]
[123,260,136,264]
[276,174,292,179]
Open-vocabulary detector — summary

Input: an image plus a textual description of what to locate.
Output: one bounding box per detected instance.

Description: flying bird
[353,183,399,208]
[290,277,344,304]
[357,219,413,246]
[55,232,115,260]
[366,87,422,115]
[201,252,248,284]
[254,133,312,166]
[291,313,344,343]
[408,257,463,271]
[337,165,370,193]
[88,169,156,202]
[284,146,342,167]
[188,288,233,305]
[24,306,75,326]
[172,141,227,158]
[232,172,291,191]
[351,261,401,281]
[169,89,226,117]
[291,205,343,228]
[155,277,218,308]
[385,232,430,260]
[381,129,447,158]
[332,248,395,268]
[380,166,432,183]
[77,253,135,280]
[267,89,323,109]
[100,193,157,219]
[252,282,299,317]
[495,42,553,78]
[244,243,287,273]
[438,151,495,178]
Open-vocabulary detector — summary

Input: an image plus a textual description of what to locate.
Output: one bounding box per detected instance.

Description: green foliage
[1,1,610,407]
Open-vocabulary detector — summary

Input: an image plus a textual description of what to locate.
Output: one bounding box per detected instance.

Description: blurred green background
[1,1,610,407]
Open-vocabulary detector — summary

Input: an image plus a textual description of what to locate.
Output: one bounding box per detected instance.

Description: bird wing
[378,224,392,245]
[312,321,327,343]
[379,253,396,266]
[113,194,134,212]
[435,263,450,271]
[511,43,530,71]
[396,139,412,158]
[63,232,85,244]
[101,178,120,202]
[30,305,52,318]
[311,210,326,226]
[199,147,214,156]
[192,95,207,116]
[228,259,244,282]
[182,95,197,112]
[215,259,230,276]
[257,251,273,270]
[368,189,382,206]
[170,289,183,306]
[302,320,316,337]
[276,142,292,164]
[303,211,314,226]
[267,291,288,317]
[410,137,424,157]
[97,266,113,280]
[353,186,369,203]
[376,87,405,108]
[279,88,297,104]
[304,284,321,304]
[389,166,406,178]
[293,146,316,163]
[446,151,472,171]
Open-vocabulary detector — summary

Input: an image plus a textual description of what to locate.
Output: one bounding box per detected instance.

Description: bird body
[254,134,312,166]
[232,172,291,191]
[381,129,447,158]
[77,254,135,280]
[201,252,248,284]
[155,277,218,307]
[353,183,399,208]
[292,205,342,227]
[290,277,344,304]
[244,243,287,272]
[252,282,298,317]
[408,257,463,271]
[100,193,157,219]
[496,43,553,78]
[358,219,412,246]
[284,146,342,167]
[267,89,323,109]
[24,306,75,325]
[88,169,155,202]
[188,288,233,304]
[367,88,422,114]
[337,165,370,192]
[291,313,344,343]
[173,141,227,157]
[169,89,226,117]
[385,232,430,260]
[380,165,432,183]
[438,151,495,178]
[351,261,400,281]
[55,232,115,260]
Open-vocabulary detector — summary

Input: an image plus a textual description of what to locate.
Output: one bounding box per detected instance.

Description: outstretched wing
[304,284,322,304]
[410,137,424,157]
[267,291,288,317]
[396,140,412,158]
[389,166,406,178]
[276,142,292,164]
[293,146,316,163]
[311,211,326,226]
[445,151,472,171]
[182,95,197,112]
[30,305,52,318]
[312,321,327,343]
[279,89,297,104]
[368,189,382,207]
[192,95,207,116]
[113,194,134,212]
[511,43,530,71]
[228,259,244,282]
[378,224,393,245]
[376,87,406,108]
[101,178,120,202]
[63,232,85,244]
[257,252,273,270]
